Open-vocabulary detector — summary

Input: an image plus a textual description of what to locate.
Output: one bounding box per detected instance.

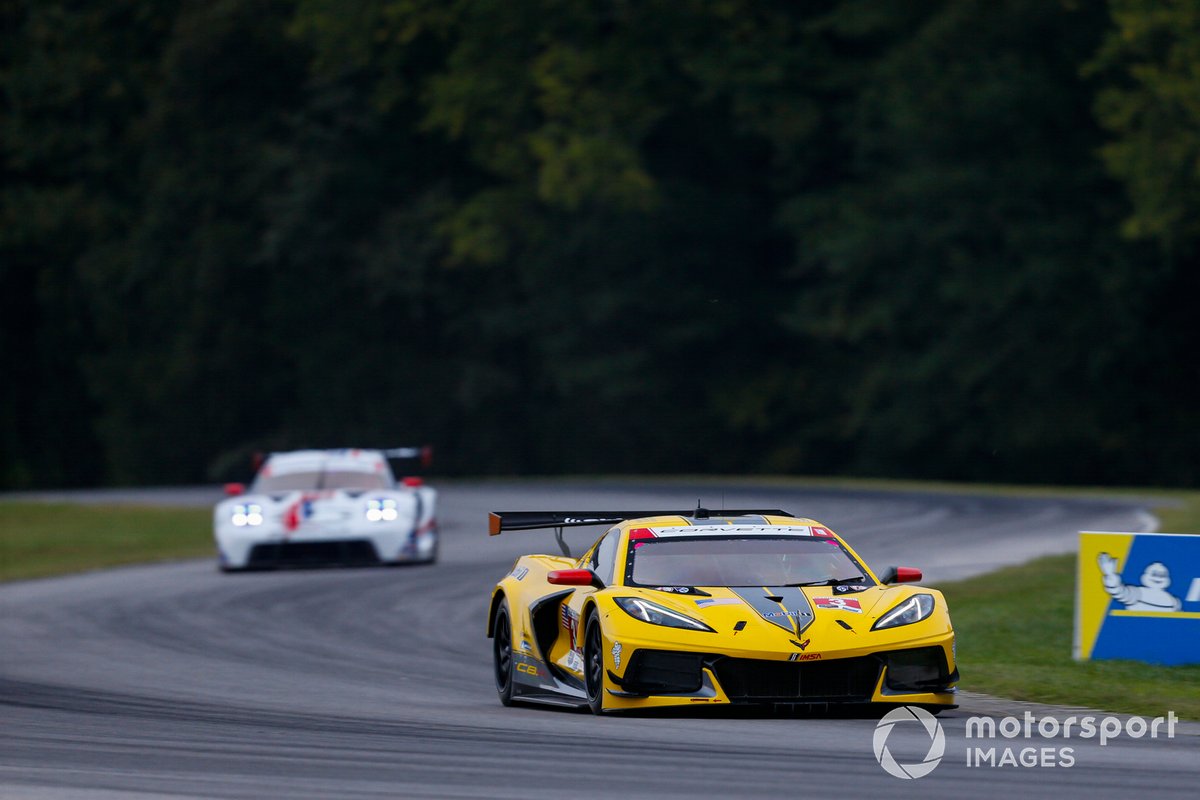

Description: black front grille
[711,655,881,702]
[247,540,381,567]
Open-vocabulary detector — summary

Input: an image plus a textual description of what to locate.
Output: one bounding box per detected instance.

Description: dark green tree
[761,0,1157,482]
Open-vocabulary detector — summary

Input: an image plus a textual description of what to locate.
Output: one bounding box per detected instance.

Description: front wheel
[492,601,515,706]
[584,612,608,715]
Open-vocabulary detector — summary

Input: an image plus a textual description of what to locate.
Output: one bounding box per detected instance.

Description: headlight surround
[872,593,935,630]
[365,498,399,522]
[614,597,714,632]
[231,504,264,527]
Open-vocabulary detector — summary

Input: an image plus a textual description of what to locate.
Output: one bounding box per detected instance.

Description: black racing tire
[422,531,439,565]
[584,611,607,715]
[492,600,515,707]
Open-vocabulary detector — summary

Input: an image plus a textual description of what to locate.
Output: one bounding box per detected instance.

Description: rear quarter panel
[488,554,576,638]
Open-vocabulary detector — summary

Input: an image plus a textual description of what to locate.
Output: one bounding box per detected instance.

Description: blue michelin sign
[1075,531,1200,665]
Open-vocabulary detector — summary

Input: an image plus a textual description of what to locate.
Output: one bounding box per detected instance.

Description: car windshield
[252,470,390,492]
[626,536,870,588]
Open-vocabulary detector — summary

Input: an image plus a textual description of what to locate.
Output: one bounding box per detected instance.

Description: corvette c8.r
[487,508,957,714]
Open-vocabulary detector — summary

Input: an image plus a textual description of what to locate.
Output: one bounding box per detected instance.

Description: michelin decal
[1097,554,1181,612]
[1075,531,1200,665]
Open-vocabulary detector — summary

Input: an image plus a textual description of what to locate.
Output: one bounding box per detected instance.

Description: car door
[557,528,620,678]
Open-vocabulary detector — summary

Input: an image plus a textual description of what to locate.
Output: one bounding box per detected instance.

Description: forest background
[4,0,1198,489]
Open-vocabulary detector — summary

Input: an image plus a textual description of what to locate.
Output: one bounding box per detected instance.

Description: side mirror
[224,482,246,496]
[547,569,604,589]
[879,566,923,584]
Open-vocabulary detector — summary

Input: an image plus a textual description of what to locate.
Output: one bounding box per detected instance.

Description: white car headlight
[872,593,935,630]
[614,597,714,632]
[231,504,264,527]
[365,498,400,522]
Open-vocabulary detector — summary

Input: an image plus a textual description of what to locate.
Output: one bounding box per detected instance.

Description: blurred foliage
[2,0,1198,487]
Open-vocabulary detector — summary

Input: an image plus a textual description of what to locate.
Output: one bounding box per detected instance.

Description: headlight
[613,597,714,632]
[872,593,935,630]
[365,498,399,522]
[231,504,264,527]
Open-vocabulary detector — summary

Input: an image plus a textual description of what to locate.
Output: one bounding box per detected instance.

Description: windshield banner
[1075,531,1200,665]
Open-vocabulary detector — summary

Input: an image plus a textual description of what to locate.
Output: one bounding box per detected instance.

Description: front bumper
[215,524,434,569]
[601,637,957,711]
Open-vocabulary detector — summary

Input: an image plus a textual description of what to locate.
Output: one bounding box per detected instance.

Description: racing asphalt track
[1,480,1197,799]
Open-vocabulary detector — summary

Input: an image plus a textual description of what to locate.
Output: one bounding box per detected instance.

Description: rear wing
[381,446,434,469]
[251,445,433,471]
[488,508,792,536]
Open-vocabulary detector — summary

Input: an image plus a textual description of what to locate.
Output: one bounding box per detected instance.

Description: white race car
[214,448,438,571]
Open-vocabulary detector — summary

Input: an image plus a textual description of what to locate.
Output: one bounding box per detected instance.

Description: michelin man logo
[1097,553,1181,612]
[873,705,945,779]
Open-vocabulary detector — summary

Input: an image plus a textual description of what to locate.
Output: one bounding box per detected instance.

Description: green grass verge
[941,491,1200,719]
[942,554,1200,718]
[0,502,211,582]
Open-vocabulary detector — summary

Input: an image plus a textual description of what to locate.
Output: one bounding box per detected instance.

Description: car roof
[262,449,387,475]
[618,514,832,536]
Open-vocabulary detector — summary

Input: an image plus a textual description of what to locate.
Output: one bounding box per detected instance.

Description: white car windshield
[626,536,869,588]
[252,470,390,492]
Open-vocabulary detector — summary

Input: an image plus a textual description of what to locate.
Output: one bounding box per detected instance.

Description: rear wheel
[584,612,607,715]
[422,529,439,564]
[492,601,515,706]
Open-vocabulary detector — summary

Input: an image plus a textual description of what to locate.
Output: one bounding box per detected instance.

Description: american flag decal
[560,605,579,651]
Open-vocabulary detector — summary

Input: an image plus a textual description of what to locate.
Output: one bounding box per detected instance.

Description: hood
[635,584,905,639]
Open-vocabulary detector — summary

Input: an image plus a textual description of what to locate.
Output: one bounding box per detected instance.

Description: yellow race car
[487,508,958,714]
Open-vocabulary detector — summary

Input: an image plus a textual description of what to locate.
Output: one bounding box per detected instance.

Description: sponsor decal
[764,609,806,619]
[731,587,815,635]
[1098,553,1180,611]
[788,652,822,661]
[811,526,834,537]
[651,586,711,595]
[834,584,868,594]
[565,650,585,673]
[646,525,820,538]
[283,501,302,532]
[695,597,741,608]
[1076,532,1200,664]
[281,492,345,532]
[513,653,545,683]
[814,597,863,613]
[510,566,529,581]
[611,641,622,668]
[519,639,532,652]
[559,605,582,658]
